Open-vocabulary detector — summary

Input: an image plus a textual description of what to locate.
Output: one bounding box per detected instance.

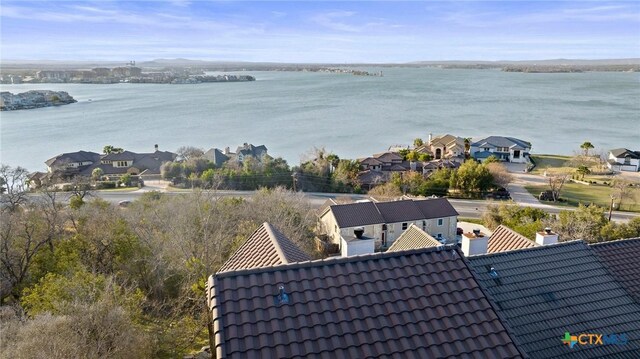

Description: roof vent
[274,285,290,305]
[489,267,499,279]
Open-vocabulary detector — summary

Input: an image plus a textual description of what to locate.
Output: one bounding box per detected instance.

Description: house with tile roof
[470,136,531,163]
[607,148,640,172]
[218,222,311,273]
[386,224,441,252]
[207,245,527,358]
[591,237,640,303]
[319,198,458,250]
[426,133,466,161]
[468,241,640,358]
[487,225,539,254]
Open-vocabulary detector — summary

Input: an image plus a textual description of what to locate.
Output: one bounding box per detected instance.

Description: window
[402,222,408,230]
[513,150,520,159]
[437,218,444,226]
[624,155,631,165]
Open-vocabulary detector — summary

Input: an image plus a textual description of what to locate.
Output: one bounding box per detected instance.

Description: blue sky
[2,1,639,62]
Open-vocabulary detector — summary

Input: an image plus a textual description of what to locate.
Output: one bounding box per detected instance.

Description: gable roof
[218,223,311,273]
[327,198,459,228]
[387,224,441,252]
[430,134,464,148]
[610,148,640,159]
[204,148,230,167]
[468,241,640,358]
[208,246,526,359]
[472,136,531,150]
[373,151,402,163]
[591,237,640,302]
[487,225,539,254]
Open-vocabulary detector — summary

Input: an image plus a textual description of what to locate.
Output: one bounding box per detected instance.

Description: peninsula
[0,90,77,111]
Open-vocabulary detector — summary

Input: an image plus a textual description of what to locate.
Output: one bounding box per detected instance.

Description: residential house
[591,237,640,302]
[206,245,527,358]
[235,143,268,162]
[319,198,458,249]
[46,147,176,179]
[218,222,311,273]
[45,150,101,174]
[468,241,640,358]
[425,133,466,161]
[203,148,230,168]
[89,148,176,178]
[470,136,531,163]
[422,159,461,176]
[607,148,640,172]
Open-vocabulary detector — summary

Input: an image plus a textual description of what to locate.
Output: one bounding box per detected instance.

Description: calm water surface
[1,68,639,172]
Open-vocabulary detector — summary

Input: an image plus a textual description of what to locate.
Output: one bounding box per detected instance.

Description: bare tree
[176,146,205,161]
[547,172,569,202]
[485,162,513,188]
[611,179,636,211]
[0,164,30,211]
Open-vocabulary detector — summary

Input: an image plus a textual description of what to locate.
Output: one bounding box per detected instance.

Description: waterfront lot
[525,182,640,212]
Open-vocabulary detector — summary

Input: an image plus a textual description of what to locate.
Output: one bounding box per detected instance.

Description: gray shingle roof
[468,241,640,358]
[591,238,640,302]
[218,223,311,273]
[45,150,100,167]
[610,148,640,159]
[387,224,441,252]
[328,198,458,228]
[487,225,539,254]
[472,136,532,150]
[208,246,526,358]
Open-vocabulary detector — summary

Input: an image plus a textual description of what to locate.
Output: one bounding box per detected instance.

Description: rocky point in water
[0,90,77,111]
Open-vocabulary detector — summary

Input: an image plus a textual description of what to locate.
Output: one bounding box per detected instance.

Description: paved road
[25,188,637,223]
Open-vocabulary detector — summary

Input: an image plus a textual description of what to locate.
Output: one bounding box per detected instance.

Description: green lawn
[530,154,573,175]
[525,182,640,212]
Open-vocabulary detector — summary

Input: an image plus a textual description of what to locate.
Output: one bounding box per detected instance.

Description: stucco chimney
[428,133,433,145]
[224,147,230,155]
[461,229,489,256]
[154,144,159,151]
[536,227,558,245]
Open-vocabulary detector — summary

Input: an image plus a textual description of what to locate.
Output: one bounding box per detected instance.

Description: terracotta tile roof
[387,224,441,252]
[487,225,539,254]
[591,237,640,302]
[208,246,526,359]
[327,198,458,228]
[218,223,311,273]
[468,241,640,358]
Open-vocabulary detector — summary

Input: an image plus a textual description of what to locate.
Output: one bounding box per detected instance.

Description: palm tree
[580,141,594,157]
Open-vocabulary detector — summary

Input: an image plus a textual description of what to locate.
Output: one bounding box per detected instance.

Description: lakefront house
[607,148,640,172]
[470,136,531,163]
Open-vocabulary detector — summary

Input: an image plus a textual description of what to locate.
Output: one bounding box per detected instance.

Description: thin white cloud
[311,11,361,32]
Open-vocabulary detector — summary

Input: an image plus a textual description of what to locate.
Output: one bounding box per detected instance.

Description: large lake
[1,68,639,172]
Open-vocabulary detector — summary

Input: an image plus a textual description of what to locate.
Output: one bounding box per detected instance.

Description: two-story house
[470,136,531,163]
[319,198,459,250]
[608,148,640,172]
[425,134,466,161]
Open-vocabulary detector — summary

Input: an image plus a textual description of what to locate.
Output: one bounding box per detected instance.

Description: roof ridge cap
[214,244,458,279]
[496,225,538,246]
[472,239,586,258]
[262,222,289,264]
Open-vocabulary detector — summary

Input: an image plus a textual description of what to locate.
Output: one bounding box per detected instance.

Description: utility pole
[292,173,298,192]
[608,195,615,222]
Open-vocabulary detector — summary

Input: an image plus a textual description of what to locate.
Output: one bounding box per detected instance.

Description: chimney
[461,229,489,256]
[354,227,364,239]
[224,147,230,155]
[536,227,558,245]
[428,133,433,144]
[154,144,159,151]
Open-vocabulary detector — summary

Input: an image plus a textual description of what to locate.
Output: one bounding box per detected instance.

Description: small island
[0,90,77,111]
